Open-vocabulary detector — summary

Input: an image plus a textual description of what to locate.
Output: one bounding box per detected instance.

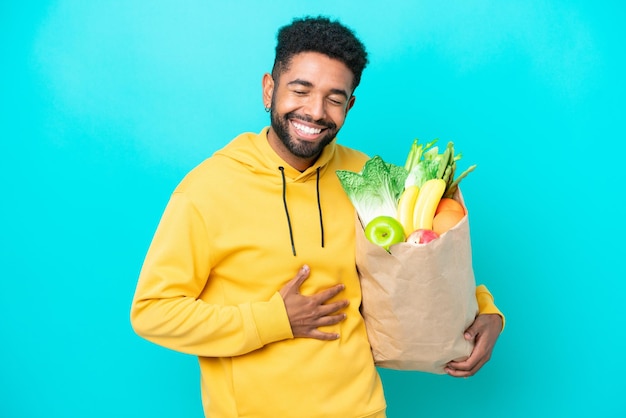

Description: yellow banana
[412,179,446,230]
[396,185,420,236]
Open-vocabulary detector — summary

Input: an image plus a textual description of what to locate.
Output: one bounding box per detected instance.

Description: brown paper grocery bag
[356,191,478,373]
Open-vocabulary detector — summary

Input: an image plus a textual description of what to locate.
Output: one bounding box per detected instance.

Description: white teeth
[293,121,322,135]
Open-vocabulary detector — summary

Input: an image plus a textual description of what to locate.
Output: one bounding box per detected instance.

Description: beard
[270,107,339,159]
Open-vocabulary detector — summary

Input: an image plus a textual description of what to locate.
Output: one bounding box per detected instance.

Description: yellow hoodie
[131,128,501,418]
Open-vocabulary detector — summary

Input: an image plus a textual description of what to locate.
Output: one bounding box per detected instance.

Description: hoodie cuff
[476,284,506,331]
[250,292,294,345]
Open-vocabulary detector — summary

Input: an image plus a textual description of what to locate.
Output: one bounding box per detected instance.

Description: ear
[262,73,274,108]
[345,95,356,116]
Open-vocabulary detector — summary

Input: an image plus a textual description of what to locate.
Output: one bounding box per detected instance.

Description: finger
[311,283,346,305]
[291,265,311,290]
[315,299,350,317]
[446,339,490,377]
[448,350,487,376]
[445,362,482,378]
[446,355,481,373]
[307,328,341,341]
[313,312,347,328]
[447,341,486,370]
[445,351,486,377]
[463,321,480,341]
[281,265,311,296]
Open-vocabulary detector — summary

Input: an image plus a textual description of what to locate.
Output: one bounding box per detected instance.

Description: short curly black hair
[272,16,369,92]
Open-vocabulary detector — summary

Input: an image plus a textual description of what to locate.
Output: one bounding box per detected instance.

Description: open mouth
[291,120,324,137]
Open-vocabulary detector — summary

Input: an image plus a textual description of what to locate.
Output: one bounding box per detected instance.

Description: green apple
[364,216,406,251]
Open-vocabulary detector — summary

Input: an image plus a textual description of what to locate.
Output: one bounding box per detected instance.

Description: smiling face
[263,52,356,171]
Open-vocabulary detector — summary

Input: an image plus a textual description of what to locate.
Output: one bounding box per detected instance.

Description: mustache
[285,112,337,130]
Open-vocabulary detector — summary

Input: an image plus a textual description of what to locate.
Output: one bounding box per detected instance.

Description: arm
[130,192,293,357]
[445,284,504,377]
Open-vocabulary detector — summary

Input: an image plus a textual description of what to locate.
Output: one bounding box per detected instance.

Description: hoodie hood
[213,127,338,183]
[213,127,338,256]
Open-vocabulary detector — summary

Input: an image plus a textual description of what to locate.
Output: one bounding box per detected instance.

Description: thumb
[464,322,479,341]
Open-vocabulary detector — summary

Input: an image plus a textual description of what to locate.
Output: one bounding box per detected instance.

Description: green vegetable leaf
[336,156,408,227]
[405,160,439,188]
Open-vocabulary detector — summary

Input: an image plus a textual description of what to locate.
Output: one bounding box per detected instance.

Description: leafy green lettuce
[336,156,408,227]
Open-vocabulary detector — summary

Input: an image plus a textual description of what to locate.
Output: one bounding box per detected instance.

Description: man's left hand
[445,313,503,378]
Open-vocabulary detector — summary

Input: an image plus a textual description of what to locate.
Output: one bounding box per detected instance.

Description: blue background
[2,1,624,417]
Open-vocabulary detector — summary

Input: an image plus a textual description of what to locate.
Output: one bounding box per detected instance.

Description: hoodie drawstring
[279,167,297,256]
[278,166,325,257]
[316,167,325,248]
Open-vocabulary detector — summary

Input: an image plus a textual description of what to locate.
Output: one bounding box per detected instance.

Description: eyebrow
[287,79,350,98]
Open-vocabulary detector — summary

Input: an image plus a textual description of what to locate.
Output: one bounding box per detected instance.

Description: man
[131,16,503,418]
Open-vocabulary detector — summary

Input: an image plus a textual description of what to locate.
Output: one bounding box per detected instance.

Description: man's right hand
[279,265,348,340]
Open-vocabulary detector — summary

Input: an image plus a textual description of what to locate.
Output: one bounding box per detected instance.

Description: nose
[303,95,326,121]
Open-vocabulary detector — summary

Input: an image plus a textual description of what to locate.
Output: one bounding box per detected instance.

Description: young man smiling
[131,16,503,418]
[263,51,355,171]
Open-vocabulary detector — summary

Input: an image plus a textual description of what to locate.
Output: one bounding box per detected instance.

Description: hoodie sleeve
[476,284,506,330]
[130,192,293,357]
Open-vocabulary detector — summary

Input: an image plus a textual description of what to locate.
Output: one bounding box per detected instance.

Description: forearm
[130,192,293,357]
[131,291,293,357]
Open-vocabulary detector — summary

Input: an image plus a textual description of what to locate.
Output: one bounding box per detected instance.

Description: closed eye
[288,79,313,93]
[328,97,345,106]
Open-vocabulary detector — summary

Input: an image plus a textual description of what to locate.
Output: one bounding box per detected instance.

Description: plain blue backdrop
[1,1,624,417]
